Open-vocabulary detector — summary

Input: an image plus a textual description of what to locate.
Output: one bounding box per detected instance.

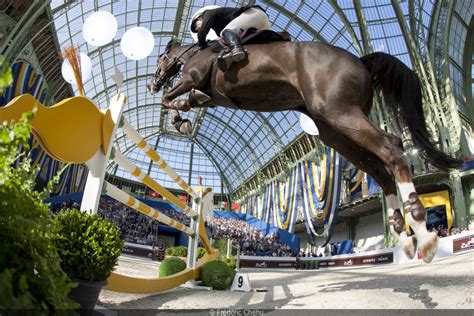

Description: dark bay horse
[148,40,462,263]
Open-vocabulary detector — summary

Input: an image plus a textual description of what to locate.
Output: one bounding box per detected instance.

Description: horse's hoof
[419,232,438,263]
[402,235,417,259]
[179,120,193,137]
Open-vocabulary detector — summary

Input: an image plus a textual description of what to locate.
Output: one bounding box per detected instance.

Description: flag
[231,203,240,211]
[149,190,160,198]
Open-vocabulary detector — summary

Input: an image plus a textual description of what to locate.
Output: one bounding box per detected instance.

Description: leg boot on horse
[385,195,417,259]
[217,29,246,71]
[170,109,192,137]
[401,188,439,263]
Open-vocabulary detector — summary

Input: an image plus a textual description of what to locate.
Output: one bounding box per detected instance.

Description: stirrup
[217,50,246,71]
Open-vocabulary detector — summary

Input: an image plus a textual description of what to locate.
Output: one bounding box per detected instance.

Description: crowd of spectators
[209,217,296,257]
[95,198,296,256]
[430,224,470,238]
[51,198,80,213]
[97,198,190,245]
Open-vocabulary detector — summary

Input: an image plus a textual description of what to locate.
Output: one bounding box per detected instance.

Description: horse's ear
[165,38,180,51]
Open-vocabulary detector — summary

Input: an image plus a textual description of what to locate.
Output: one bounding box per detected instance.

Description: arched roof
[47,0,472,194]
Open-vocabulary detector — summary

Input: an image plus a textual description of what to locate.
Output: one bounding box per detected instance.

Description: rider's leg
[217,7,271,71]
[217,30,246,71]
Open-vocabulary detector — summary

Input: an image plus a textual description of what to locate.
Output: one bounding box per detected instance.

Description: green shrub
[200,260,234,290]
[197,247,206,259]
[165,247,174,256]
[165,246,206,260]
[165,246,188,257]
[54,208,123,282]
[0,117,78,311]
[219,256,237,270]
[159,257,186,277]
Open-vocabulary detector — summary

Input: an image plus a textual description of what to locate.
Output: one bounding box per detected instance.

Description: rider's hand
[199,40,209,49]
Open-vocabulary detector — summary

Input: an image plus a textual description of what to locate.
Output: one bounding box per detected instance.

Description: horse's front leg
[162,78,193,112]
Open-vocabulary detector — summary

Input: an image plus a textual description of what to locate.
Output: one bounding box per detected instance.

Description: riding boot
[217,29,246,71]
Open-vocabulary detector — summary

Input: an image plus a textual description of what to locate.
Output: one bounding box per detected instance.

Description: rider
[190,5,271,71]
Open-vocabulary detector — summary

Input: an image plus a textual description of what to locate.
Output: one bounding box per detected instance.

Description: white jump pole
[81,94,126,214]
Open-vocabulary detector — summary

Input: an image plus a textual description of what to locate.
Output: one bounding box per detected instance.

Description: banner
[453,234,474,253]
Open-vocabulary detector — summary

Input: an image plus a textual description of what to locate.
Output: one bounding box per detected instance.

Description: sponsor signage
[122,244,154,259]
[240,259,296,269]
[318,253,393,267]
[240,252,393,269]
[453,234,474,253]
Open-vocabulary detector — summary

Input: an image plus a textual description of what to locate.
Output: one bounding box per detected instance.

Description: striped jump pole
[121,118,199,200]
[103,182,194,236]
[111,148,197,218]
[120,118,210,272]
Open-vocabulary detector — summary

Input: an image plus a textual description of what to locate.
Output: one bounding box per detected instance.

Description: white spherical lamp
[82,11,117,46]
[61,53,93,85]
[299,113,319,136]
[120,27,155,60]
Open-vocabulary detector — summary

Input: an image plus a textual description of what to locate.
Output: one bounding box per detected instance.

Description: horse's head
[147,40,184,95]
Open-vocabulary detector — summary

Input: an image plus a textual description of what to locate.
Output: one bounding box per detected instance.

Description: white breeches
[222,7,271,35]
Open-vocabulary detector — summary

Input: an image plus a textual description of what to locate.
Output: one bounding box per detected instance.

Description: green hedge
[165,246,187,257]
[159,257,186,277]
[219,256,237,270]
[165,246,206,259]
[54,208,124,282]
[0,116,78,312]
[200,260,234,290]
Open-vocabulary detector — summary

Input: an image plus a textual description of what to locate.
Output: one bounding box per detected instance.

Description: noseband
[151,43,199,91]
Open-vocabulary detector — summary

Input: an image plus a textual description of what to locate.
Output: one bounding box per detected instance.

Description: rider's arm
[197,9,219,47]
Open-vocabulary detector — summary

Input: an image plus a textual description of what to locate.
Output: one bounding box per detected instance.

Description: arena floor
[99,252,473,310]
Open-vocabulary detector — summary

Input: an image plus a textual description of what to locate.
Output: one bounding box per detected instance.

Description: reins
[152,43,199,89]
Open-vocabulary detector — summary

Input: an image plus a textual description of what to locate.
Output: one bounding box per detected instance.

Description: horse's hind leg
[313,118,416,258]
[308,104,437,262]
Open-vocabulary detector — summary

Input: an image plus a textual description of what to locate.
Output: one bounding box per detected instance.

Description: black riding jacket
[197,5,265,47]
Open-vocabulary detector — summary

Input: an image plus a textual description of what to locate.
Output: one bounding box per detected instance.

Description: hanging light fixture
[120,27,155,60]
[82,11,118,46]
[299,113,319,136]
[61,52,92,85]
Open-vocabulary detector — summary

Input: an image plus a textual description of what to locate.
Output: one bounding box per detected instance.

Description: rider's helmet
[190,5,221,33]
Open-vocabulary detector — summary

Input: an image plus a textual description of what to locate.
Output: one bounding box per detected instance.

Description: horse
[147,39,462,263]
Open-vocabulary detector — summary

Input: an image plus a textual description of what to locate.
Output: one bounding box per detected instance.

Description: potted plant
[54,208,123,309]
[0,116,79,312]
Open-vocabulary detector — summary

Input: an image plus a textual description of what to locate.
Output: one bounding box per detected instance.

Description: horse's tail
[360,52,462,171]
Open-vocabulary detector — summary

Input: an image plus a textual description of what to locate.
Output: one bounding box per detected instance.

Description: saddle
[209,29,291,53]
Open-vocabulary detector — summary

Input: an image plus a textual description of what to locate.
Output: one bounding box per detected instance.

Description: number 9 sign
[231,273,251,292]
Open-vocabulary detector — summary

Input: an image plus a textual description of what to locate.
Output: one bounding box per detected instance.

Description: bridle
[150,43,199,92]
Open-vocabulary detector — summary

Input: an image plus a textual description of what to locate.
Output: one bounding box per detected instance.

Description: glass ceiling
[48,0,442,194]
